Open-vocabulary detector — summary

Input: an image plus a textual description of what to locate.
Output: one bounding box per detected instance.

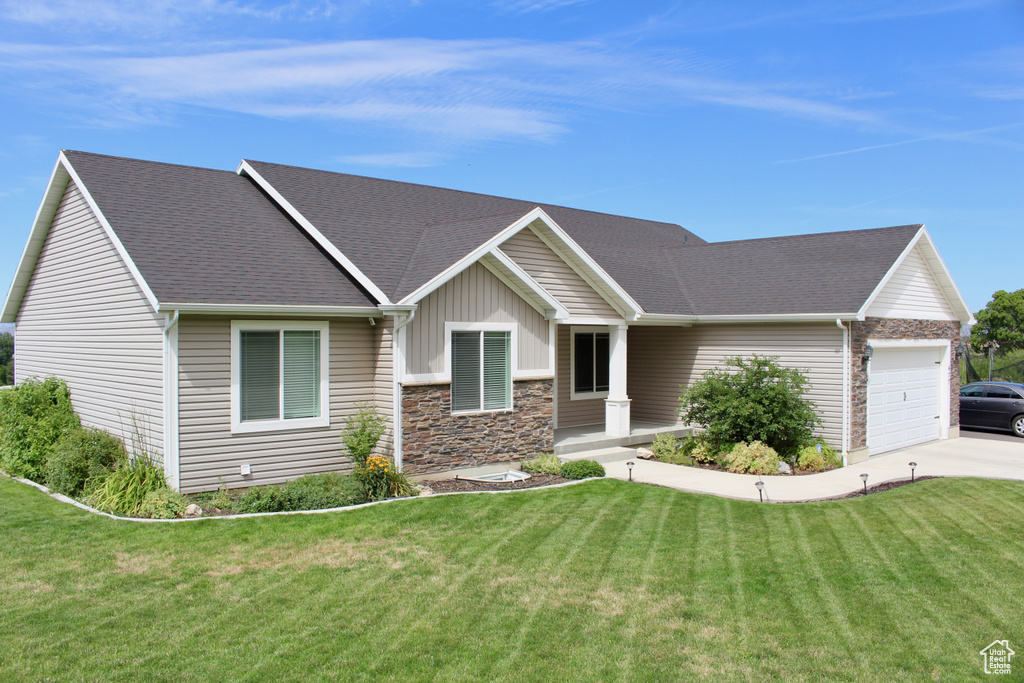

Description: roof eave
[159,303,384,317]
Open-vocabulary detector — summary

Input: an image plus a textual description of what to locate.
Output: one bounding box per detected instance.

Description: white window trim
[570,325,611,401]
[230,320,330,434]
[445,322,517,415]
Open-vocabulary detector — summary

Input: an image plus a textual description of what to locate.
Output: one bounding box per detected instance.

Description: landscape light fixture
[626,461,635,482]
[755,479,765,503]
[909,462,917,482]
[863,344,874,365]
[860,473,869,494]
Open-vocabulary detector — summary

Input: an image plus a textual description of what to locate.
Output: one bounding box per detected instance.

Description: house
[1,151,974,492]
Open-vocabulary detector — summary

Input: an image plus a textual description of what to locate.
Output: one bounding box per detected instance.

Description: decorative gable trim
[236,160,392,306]
[397,207,642,319]
[2,152,160,322]
[857,226,974,324]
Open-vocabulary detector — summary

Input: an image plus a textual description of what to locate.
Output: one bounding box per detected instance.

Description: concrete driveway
[600,432,1024,503]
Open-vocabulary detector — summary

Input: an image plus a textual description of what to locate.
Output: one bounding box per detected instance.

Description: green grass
[1,476,1023,681]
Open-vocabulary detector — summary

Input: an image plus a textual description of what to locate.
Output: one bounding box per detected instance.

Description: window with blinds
[573,331,610,396]
[451,330,511,413]
[239,329,321,422]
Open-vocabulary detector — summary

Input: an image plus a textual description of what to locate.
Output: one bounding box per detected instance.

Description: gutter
[163,310,181,490]
[380,305,417,472]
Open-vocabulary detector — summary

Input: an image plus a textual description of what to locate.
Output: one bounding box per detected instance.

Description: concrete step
[559,447,637,464]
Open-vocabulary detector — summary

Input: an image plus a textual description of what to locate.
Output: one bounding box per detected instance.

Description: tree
[0,332,12,386]
[970,289,1024,352]
[678,354,820,458]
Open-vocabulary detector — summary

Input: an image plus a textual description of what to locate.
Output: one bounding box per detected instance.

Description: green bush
[559,460,605,480]
[521,453,563,475]
[652,433,694,466]
[284,472,365,510]
[354,455,416,502]
[796,440,842,473]
[678,355,819,458]
[86,456,166,517]
[722,441,781,475]
[342,404,388,467]
[237,485,288,513]
[0,377,80,481]
[138,487,188,519]
[44,426,125,496]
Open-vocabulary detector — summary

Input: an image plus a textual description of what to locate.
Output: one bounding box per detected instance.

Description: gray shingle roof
[243,160,704,302]
[58,152,922,317]
[63,151,376,308]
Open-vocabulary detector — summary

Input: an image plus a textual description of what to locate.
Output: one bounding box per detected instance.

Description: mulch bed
[836,475,940,499]
[423,473,568,494]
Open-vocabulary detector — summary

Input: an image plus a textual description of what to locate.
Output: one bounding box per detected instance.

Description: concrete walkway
[599,431,1024,502]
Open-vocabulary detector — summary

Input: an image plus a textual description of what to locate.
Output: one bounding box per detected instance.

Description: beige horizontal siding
[500,227,619,318]
[866,246,957,320]
[372,317,395,459]
[627,323,844,446]
[405,262,550,376]
[556,324,605,428]
[14,180,164,458]
[177,315,387,493]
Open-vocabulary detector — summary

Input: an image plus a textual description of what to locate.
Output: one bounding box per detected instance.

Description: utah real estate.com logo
[980,640,1014,675]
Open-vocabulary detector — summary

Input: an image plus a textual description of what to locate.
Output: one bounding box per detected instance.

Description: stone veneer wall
[849,318,960,451]
[401,379,554,474]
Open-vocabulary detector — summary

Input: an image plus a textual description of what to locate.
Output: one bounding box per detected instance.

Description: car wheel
[1013,414,1024,438]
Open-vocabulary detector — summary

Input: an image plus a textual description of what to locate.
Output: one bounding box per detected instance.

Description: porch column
[605,323,630,437]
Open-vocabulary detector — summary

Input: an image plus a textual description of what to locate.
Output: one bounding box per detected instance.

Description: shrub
[559,460,605,480]
[796,440,842,473]
[342,404,388,467]
[44,426,125,496]
[678,355,819,458]
[686,438,719,465]
[86,455,166,517]
[138,487,188,519]
[237,484,288,513]
[521,453,562,475]
[284,472,365,510]
[722,441,781,475]
[354,455,416,502]
[652,433,694,466]
[0,377,80,480]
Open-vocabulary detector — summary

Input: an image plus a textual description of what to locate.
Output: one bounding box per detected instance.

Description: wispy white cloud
[336,151,447,167]
[0,37,895,145]
[494,0,590,13]
[0,0,341,28]
[775,121,1024,163]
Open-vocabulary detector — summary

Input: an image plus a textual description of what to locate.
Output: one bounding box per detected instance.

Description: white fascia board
[695,313,859,324]
[631,313,696,326]
[856,227,922,321]
[526,212,644,320]
[1,156,70,323]
[160,303,382,317]
[911,228,976,324]
[237,160,391,306]
[484,249,570,320]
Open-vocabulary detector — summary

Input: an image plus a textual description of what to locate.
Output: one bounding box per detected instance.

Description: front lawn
[1,475,1022,681]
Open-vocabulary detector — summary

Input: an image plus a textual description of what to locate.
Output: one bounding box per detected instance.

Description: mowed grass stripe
[2,476,1024,681]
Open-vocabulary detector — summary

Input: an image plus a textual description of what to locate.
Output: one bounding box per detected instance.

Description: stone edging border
[3,472,601,523]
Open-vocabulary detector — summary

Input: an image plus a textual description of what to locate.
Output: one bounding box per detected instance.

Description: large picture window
[231,321,330,433]
[450,329,512,413]
[572,329,610,399]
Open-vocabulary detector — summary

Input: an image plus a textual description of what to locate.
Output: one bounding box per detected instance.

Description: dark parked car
[959,382,1024,437]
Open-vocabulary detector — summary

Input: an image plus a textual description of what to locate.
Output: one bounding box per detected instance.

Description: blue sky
[1,0,1021,318]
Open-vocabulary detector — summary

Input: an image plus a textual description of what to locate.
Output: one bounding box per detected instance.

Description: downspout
[389,308,417,472]
[163,310,180,490]
[836,318,849,467]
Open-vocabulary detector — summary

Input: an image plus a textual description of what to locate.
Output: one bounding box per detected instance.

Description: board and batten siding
[627,323,844,446]
[176,315,386,492]
[14,179,165,457]
[556,324,605,428]
[865,245,957,321]
[499,227,620,318]
[405,262,550,377]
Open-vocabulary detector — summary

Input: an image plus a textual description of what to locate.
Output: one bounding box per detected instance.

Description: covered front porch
[553,421,692,456]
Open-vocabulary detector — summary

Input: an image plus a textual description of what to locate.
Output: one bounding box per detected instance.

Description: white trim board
[237,160,392,306]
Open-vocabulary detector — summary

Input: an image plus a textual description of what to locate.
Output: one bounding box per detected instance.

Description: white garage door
[867,346,944,455]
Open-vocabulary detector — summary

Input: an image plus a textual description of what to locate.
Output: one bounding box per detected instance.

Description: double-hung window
[571,328,610,399]
[449,325,513,414]
[231,321,330,433]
